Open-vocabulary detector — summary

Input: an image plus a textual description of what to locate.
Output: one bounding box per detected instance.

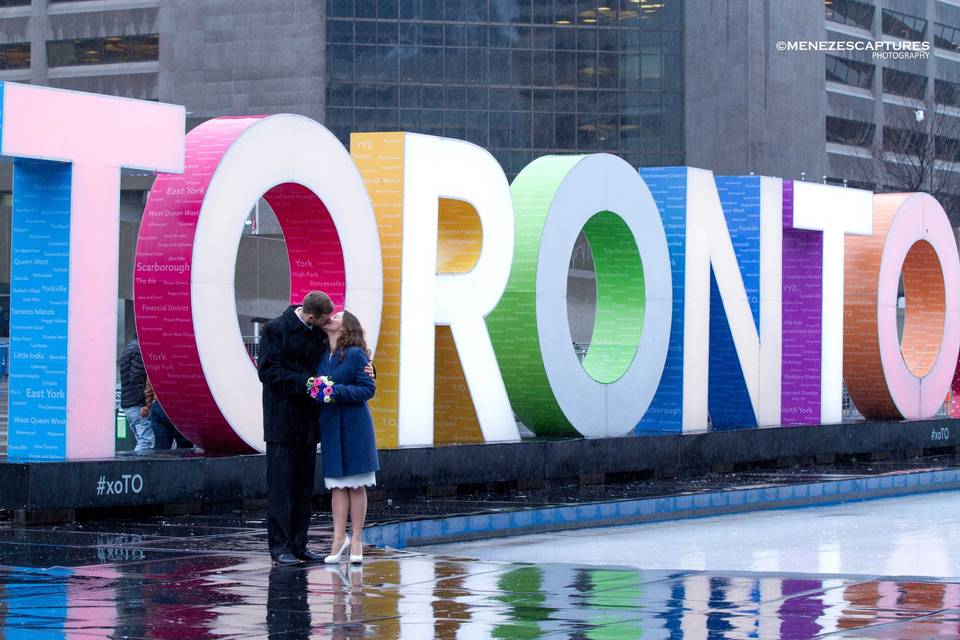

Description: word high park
[3,82,957,460]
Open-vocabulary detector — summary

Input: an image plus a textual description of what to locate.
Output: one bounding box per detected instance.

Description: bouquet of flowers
[306,376,335,403]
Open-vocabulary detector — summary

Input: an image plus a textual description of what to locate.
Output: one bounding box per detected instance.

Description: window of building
[883,67,927,99]
[939,193,960,224]
[937,1,960,43]
[826,177,878,190]
[826,116,875,147]
[0,0,30,6]
[881,9,927,41]
[935,23,960,53]
[47,34,159,67]
[936,136,960,163]
[883,126,927,156]
[936,79,960,108]
[0,42,29,70]
[826,55,874,89]
[827,91,875,126]
[325,0,683,177]
[825,0,875,31]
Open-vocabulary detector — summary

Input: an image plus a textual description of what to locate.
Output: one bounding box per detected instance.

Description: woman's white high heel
[349,544,363,564]
[324,539,350,564]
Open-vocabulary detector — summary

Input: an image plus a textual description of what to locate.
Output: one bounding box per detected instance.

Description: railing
[243,337,260,366]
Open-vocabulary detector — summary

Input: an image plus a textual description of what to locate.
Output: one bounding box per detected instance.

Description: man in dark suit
[258,291,334,565]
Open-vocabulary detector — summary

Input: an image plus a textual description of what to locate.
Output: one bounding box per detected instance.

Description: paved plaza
[0,495,959,639]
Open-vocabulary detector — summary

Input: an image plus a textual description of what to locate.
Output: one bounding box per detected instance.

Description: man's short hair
[302,291,334,316]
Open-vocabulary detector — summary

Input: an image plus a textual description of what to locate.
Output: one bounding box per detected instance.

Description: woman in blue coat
[316,310,378,564]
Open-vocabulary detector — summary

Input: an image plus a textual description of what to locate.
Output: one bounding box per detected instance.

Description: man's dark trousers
[266,442,317,558]
[257,305,325,560]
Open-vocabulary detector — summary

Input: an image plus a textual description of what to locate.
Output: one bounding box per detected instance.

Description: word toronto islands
[1,82,957,461]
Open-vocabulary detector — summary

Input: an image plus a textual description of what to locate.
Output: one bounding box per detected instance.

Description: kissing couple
[257,291,379,566]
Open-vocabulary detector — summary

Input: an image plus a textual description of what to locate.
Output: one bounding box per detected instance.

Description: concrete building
[821,0,960,217]
[684,1,828,182]
[686,0,960,220]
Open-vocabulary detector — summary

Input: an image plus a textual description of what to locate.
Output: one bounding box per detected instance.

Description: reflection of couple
[258,291,379,566]
[267,564,366,640]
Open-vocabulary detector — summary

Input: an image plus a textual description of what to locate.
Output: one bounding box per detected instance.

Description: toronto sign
[2,83,957,459]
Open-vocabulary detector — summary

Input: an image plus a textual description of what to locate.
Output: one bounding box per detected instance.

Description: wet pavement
[0,499,956,638]
[431,490,960,578]
[1,449,960,636]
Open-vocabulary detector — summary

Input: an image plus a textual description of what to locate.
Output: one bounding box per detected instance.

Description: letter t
[1,82,183,459]
[791,182,872,424]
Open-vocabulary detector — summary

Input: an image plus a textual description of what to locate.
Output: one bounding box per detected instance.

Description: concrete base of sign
[0,418,956,523]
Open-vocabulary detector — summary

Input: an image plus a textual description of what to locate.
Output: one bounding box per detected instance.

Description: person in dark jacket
[257,291,334,566]
[120,337,153,453]
[316,310,379,565]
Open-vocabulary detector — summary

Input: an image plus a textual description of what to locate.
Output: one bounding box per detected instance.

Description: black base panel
[1,418,956,517]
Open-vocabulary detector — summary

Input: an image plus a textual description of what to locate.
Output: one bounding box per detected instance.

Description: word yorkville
[2,82,954,460]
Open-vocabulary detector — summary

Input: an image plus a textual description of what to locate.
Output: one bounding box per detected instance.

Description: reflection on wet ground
[428,491,960,578]
[0,512,955,638]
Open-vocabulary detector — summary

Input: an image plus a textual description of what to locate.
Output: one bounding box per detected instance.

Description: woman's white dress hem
[324,472,376,489]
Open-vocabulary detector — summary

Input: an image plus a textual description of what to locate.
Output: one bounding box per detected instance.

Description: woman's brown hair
[335,311,371,361]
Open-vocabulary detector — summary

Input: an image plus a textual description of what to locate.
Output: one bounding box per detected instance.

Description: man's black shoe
[273,552,302,566]
[294,549,326,563]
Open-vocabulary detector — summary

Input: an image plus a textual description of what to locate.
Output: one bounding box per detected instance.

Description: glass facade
[825,54,874,89]
[935,135,960,163]
[325,0,683,177]
[881,8,927,41]
[936,79,960,108]
[936,2,960,53]
[826,0,875,30]
[826,116,875,147]
[935,22,960,53]
[883,67,926,99]
[47,34,159,68]
[0,42,29,70]
[883,126,926,156]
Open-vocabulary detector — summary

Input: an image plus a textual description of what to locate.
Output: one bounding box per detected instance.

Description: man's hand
[140,405,150,418]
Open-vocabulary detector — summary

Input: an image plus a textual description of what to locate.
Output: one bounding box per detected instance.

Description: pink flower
[323,386,333,396]
[310,388,319,398]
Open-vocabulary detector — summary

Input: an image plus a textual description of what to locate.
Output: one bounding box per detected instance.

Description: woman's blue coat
[316,346,379,478]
